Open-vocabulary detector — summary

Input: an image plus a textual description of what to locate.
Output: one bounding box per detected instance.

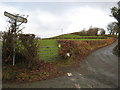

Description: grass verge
[3,61,61,83]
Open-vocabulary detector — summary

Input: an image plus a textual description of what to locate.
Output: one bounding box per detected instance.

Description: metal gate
[39,45,59,61]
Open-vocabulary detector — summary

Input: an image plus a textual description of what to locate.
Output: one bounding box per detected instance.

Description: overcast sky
[0,1,119,38]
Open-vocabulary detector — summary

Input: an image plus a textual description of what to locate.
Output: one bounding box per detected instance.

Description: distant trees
[107,22,119,35]
[72,29,87,36]
[87,27,99,36]
[72,27,102,36]
[114,23,119,35]
[98,28,105,35]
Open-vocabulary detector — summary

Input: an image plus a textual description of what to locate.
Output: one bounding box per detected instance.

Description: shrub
[2,31,14,65]
[17,34,40,67]
[58,40,90,60]
[3,66,17,80]
[2,30,40,67]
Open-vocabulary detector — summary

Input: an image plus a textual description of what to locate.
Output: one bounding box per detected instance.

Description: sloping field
[38,36,114,62]
[51,34,108,39]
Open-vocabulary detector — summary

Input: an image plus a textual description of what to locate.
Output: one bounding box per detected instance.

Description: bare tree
[110,1,120,54]
[107,22,118,35]
[98,28,105,35]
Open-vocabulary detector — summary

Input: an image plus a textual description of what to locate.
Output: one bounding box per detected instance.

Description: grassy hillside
[36,32,113,62]
[50,34,107,39]
[38,34,109,61]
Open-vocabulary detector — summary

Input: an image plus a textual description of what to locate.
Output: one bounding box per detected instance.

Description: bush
[3,66,17,80]
[17,34,40,67]
[58,40,90,60]
[2,32,40,67]
[2,31,14,65]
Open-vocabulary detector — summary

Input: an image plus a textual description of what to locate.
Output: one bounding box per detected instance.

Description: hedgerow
[58,37,115,60]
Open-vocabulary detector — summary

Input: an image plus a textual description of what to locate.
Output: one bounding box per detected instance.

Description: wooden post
[13,20,17,66]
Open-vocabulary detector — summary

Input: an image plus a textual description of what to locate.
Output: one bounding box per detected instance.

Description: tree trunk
[117,23,120,56]
[116,32,118,35]
[110,31,112,35]
[112,31,114,35]
[118,31,120,56]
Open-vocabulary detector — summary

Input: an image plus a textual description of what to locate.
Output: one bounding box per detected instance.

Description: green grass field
[51,34,107,39]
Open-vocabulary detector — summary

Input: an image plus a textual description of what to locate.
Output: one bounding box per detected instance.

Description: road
[3,41,118,88]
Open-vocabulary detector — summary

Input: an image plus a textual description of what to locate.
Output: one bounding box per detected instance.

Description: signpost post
[4,11,28,66]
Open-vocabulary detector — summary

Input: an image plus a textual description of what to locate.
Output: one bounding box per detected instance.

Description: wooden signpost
[4,11,28,66]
